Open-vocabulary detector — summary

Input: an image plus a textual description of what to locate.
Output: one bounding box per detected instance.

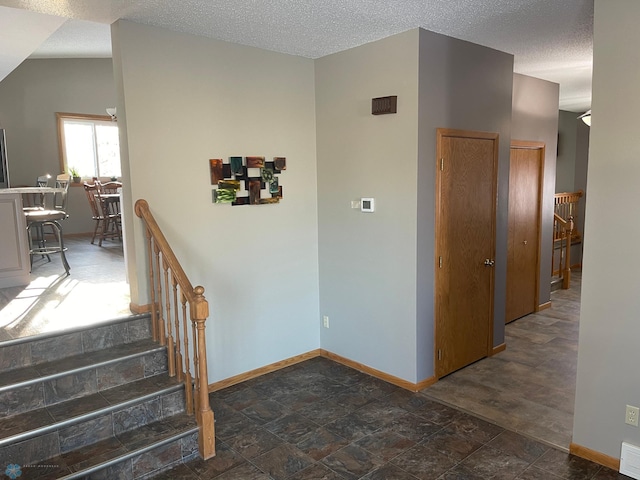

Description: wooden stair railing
[134,199,215,460]
[554,190,583,245]
[553,213,574,290]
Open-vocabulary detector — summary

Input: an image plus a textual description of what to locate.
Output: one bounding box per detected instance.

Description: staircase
[0,314,199,479]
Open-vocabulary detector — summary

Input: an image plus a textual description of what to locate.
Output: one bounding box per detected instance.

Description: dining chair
[83,181,121,246]
[24,173,71,274]
[98,180,122,194]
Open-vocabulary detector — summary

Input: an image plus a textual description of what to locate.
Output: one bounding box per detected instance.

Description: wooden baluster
[146,230,158,342]
[192,312,200,416]
[192,286,215,459]
[154,244,166,345]
[164,262,175,377]
[563,216,573,289]
[552,216,557,276]
[173,279,183,382]
[181,291,193,415]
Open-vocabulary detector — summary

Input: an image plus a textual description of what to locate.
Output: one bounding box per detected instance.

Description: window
[57,113,121,179]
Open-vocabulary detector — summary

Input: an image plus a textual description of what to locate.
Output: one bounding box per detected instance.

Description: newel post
[192,286,215,459]
[563,216,574,290]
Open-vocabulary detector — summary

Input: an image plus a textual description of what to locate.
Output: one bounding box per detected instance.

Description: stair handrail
[553,213,574,289]
[554,190,583,243]
[134,199,215,460]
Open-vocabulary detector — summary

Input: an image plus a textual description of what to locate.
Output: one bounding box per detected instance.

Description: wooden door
[506,141,544,323]
[435,129,498,378]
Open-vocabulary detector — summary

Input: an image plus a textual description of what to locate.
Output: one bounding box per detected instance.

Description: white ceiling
[0,0,593,112]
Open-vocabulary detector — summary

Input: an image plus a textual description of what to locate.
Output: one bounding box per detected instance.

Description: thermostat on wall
[361,198,375,212]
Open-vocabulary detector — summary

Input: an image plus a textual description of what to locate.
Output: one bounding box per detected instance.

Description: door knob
[484,259,495,267]
[523,240,528,245]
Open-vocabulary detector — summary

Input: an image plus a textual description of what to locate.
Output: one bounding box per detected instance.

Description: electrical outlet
[626,405,639,427]
[322,315,329,328]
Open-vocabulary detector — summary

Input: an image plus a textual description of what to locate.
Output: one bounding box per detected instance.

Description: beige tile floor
[0,234,131,343]
[423,273,581,451]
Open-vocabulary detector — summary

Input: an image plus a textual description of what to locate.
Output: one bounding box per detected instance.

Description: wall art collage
[209,156,286,206]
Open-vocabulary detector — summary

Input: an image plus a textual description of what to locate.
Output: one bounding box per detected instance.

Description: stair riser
[0,431,197,480]
[0,316,152,372]
[72,433,198,480]
[0,389,187,466]
[0,313,204,478]
[0,350,168,417]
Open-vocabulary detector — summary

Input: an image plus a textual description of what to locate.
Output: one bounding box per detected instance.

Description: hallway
[422,273,581,450]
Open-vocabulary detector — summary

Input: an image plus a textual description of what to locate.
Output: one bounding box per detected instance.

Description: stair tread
[0,338,162,390]
[0,375,182,443]
[32,414,198,479]
[0,313,151,349]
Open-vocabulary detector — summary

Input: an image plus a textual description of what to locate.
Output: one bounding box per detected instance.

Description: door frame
[434,128,499,378]
[508,139,545,321]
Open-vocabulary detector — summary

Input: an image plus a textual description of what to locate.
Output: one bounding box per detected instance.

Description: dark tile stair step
[0,338,164,392]
[0,375,184,447]
[22,414,199,480]
[0,313,152,372]
[0,313,151,350]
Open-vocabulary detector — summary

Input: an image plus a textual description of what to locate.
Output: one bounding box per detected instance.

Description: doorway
[435,128,499,378]
[506,140,544,323]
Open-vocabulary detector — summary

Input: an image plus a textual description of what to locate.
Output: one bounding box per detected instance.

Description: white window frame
[57,112,121,180]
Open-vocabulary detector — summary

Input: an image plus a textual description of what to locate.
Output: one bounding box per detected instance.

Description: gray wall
[573,119,590,267]
[557,110,578,193]
[418,29,514,353]
[111,20,321,383]
[573,0,640,458]
[511,73,559,309]
[0,59,116,234]
[315,28,513,384]
[557,109,587,268]
[315,30,421,383]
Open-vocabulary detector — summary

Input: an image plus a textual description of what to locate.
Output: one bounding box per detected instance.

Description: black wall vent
[372,96,397,115]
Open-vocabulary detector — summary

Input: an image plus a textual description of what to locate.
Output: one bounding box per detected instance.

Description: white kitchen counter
[0,190,30,287]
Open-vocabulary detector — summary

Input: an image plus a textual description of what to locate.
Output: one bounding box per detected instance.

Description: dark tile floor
[423,274,582,450]
[155,355,625,479]
[2,241,624,478]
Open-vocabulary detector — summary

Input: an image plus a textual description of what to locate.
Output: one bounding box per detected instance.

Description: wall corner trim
[320,349,436,392]
[570,442,620,471]
[491,343,506,356]
[209,350,322,392]
[129,302,151,314]
[206,348,437,393]
[536,301,552,312]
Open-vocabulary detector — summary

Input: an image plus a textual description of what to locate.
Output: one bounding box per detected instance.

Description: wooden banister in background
[553,213,574,290]
[134,199,215,460]
[554,190,583,244]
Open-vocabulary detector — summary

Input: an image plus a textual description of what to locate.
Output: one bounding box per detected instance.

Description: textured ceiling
[0,0,593,111]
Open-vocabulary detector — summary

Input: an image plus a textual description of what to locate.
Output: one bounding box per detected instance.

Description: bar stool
[24,173,71,274]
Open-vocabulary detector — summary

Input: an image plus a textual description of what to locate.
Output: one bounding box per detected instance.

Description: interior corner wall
[573,119,590,267]
[573,0,640,459]
[315,30,421,383]
[511,73,559,309]
[417,29,514,357]
[111,20,320,383]
[557,111,578,193]
[0,58,116,234]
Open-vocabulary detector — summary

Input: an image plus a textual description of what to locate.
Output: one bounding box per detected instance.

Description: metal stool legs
[27,220,70,275]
